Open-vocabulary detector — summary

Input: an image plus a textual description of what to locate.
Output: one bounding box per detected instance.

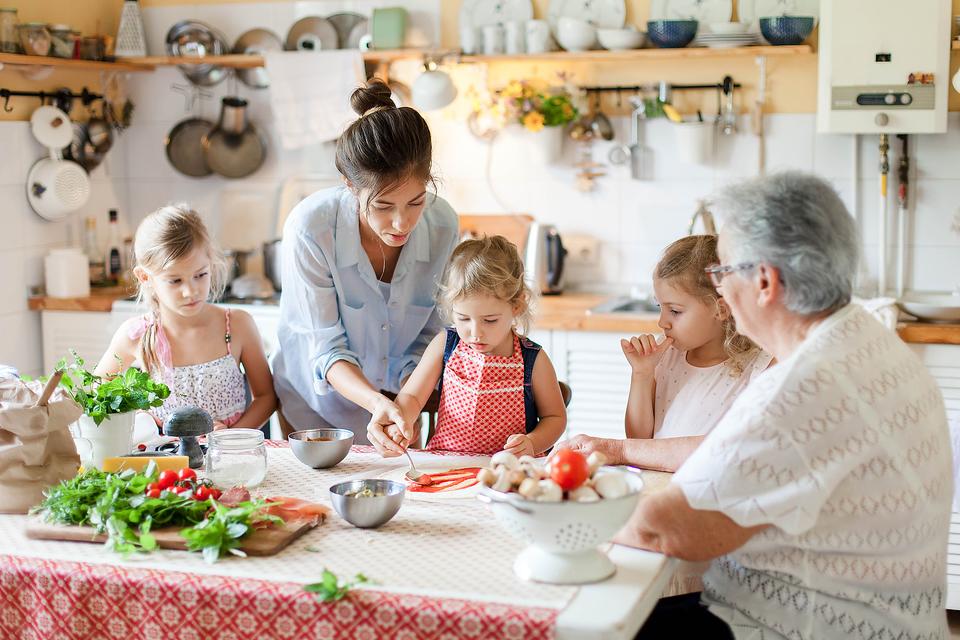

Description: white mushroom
[517,477,541,499]
[593,472,629,499]
[492,465,513,492]
[535,479,563,502]
[587,451,607,476]
[508,470,527,487]
[569,485,600,502]
[491,451,519,470]
[477,467,497,488]
[517,455,541,477]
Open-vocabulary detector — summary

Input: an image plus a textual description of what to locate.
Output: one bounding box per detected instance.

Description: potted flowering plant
[468,77,579,161]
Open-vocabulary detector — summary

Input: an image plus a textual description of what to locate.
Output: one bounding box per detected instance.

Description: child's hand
[366,396,409,458]
[503,433,535,457]
[621,334,673,377]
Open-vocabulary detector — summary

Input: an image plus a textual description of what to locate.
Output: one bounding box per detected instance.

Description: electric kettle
[524,223,567,295]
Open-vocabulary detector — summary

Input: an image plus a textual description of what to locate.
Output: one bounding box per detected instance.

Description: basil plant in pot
[56,351,170,470]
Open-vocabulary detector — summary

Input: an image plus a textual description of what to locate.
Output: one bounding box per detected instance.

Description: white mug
[504,20,525,54]
[673,120,715,165]
[525,19,550,54]
[460,24,480,55]
[482,24,505,55]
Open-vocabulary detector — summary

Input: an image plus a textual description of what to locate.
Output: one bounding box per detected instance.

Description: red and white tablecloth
[0,445,574,640]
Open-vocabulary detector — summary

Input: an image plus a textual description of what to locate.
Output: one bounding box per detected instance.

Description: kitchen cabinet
[40,311,121,374]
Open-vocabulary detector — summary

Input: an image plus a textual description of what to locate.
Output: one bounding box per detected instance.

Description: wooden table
[0,445,675,640]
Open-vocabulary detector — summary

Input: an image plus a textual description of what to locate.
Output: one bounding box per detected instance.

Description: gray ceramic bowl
[288,428,353,469]
[329,479,405,528]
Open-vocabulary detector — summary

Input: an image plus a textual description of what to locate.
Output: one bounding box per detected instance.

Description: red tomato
[157,470,178,490]
[145,488,161,499]
[209,488,221,501]
[145,482,161,494]
[177,468,197,483]
[193,486,211,501]
[550,450,589,491]
[172,485,191,495]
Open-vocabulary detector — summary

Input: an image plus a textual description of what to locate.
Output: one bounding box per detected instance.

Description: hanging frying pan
[165,117,215,177]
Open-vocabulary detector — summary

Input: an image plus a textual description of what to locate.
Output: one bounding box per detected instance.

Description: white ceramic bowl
[557,16,596,51]
[597,27,645,51]
[897,293,960,323]
[477,469,643,584]
[709,21,748,34]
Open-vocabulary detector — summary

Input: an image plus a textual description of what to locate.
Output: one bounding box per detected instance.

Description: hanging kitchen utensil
[27,105,90,220]
[589,93,615,141]
[327,12,368,49]
[285,16,338,51]
[720,75,737,135]
[166,20,229,87]
[231,28,282,89]
[203,97,267,179]
[166,117,214,177]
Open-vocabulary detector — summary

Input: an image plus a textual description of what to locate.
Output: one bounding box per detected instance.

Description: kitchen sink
[588,296,661,315]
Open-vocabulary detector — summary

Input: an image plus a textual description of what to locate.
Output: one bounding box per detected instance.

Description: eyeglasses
[704,262,756,287]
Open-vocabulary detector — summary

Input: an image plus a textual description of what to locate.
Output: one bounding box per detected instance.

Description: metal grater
[114,0,147,57]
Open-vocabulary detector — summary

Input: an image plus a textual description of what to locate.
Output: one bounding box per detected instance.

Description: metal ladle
[589,92,614,141]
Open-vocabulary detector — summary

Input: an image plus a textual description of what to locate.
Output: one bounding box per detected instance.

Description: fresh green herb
[181,500,282,564]
[34,462,279,563]
[304,569,370,602]
[304,546,321,553]
[52,350,169,425]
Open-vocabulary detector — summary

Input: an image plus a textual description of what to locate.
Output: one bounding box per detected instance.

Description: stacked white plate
[692,32,760,48]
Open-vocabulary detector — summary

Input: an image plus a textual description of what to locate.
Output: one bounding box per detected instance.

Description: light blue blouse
[272,186,459,437]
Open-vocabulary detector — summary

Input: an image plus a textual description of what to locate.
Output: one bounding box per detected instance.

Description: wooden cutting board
[25,516,320,556]
[458,214,533,253]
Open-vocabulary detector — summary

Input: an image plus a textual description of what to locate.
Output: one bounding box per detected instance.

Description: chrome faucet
[688,200,717,235]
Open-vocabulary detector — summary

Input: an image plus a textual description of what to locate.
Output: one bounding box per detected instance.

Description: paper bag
[0,373,83,513]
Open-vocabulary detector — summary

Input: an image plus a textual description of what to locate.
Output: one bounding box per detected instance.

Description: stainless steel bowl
[329,479,404,528]
[288,428,353,468]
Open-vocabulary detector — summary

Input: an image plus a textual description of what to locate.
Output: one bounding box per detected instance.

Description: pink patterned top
[129,309,246,427]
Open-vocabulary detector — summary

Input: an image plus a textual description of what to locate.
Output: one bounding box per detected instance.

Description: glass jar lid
[207,428,264,451]
[48,24,71,32]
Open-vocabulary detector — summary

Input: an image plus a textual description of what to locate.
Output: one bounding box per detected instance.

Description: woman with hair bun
[273,79,459,442]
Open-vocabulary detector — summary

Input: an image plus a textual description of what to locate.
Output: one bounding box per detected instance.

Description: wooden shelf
[116,44,812,70]
[0,52,154,72]
[117,49,429,70]
[463,44,813,63]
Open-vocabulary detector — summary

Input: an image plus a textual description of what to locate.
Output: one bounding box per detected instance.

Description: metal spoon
[403,449,433,486]
[590,93,615,141]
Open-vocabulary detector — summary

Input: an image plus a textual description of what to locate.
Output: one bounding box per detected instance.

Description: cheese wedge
[101,455,190,473]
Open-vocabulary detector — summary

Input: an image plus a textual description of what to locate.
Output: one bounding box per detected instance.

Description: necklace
[376,239,387,282]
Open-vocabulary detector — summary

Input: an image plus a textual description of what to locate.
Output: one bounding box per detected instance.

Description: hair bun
[351,79,395,116]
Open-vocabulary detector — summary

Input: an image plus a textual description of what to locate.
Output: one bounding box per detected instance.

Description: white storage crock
[44,248,90,298]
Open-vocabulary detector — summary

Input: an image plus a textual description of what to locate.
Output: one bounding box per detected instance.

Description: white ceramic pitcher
[75,412,135,470]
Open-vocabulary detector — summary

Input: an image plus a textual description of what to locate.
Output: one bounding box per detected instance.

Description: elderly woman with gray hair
[627,172,952,639]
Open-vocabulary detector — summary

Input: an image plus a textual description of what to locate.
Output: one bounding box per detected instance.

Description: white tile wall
[4,2,960,377]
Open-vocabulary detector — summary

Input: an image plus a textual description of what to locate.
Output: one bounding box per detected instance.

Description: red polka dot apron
[426,333,526,454]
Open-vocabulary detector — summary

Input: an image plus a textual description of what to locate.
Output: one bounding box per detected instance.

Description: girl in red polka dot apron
[367,236,567,458]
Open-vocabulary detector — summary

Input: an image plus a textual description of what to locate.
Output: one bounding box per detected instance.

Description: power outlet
[563,234,600,265]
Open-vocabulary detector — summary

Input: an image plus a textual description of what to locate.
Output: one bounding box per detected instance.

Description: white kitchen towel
[265,50,365,150]
[852,296,899,331]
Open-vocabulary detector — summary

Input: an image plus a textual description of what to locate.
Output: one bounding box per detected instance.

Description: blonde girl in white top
[564,235,772,596]
[95,205,276,430]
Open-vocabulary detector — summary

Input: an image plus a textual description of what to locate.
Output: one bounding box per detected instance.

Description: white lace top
[673,304,951,639]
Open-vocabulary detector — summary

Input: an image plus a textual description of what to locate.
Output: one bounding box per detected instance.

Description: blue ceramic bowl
[646,20,698,48]
[759,16,814,45]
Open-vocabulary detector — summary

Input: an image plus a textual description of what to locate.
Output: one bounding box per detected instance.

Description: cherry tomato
[194,486,211,501]
[145,482,162,494]
[145,488,161,499]
[157,470,178,490]
[209,488,221,501]
[177,468,197,483]
[550,449,589,491]
[172,485,191,495]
